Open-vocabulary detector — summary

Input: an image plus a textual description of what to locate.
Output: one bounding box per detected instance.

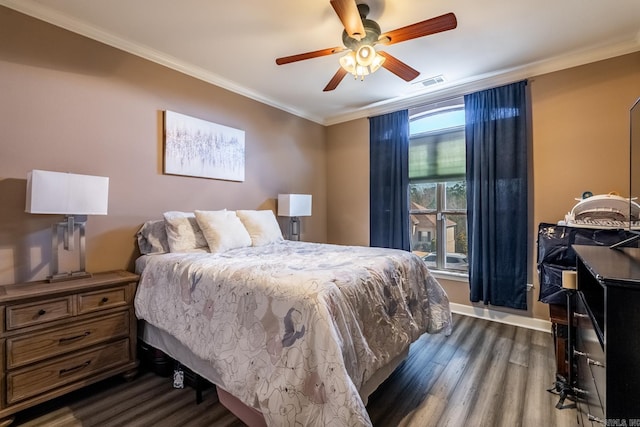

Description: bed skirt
[138,320,409,426]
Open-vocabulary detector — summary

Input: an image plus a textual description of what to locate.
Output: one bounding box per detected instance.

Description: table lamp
[25,170,109,282]
[277,194,312,241]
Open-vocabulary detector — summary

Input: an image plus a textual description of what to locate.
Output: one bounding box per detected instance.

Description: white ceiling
[2,0,639,125]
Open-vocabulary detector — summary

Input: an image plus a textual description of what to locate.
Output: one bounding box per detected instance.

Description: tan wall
[529,52,640,319]
[326,118,369,246]
[326,51,640,321]
[0,7,327,285]
[531,53,640,225]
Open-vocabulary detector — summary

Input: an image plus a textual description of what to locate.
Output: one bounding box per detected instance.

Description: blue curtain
[465,80,529,310]
[369,110,411,250]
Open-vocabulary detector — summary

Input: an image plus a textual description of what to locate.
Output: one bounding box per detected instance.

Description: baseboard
[449,302,552,333]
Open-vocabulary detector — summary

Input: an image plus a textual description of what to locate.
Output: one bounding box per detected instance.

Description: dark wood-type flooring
[13,314,578,426]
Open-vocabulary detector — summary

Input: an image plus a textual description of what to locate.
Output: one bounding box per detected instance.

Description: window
[409,98,467,273]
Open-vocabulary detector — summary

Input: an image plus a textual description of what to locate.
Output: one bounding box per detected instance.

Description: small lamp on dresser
[278,193,312,241]
[25,169,109,282]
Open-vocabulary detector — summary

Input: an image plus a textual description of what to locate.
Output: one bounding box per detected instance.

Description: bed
[133,210,452,427]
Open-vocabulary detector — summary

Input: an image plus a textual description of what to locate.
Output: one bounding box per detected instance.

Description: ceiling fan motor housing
[342,4,381,50]
[342,18,381,50]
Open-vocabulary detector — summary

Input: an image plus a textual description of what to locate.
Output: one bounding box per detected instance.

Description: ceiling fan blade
[379,12,457,45]
[378,51,420,81]
[276,46,346,65]
[323,68,349,92]
[330,0,366,41]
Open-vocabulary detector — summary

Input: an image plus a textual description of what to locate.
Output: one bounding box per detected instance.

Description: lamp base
[50,215,90,282]
[289,217,301,241]
[48,271,92,283]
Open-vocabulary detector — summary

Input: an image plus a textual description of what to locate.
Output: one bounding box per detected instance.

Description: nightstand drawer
[6,297,73,331]
[6,312,129,369]
[78,286,127,314]
[6,338,130,404]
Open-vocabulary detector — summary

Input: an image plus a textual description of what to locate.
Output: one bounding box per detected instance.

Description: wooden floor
[13,314,578,427]
[367,313,578,427]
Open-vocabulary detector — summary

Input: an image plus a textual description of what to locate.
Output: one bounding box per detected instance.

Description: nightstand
[0,270,139,426]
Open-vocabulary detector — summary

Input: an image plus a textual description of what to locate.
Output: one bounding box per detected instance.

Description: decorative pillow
[236,210,284,246]
[194,210,252,253]
[163,211,209,253]
[136,219,170,254]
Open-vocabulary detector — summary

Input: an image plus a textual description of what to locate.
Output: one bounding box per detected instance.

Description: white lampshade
[278,194,312,217]
[26,170,109,215]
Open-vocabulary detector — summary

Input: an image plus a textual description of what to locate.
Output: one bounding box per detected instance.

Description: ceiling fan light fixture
[340,44,384,81]
[354,64,370,80]
[339,51,357,74]
[355,45,375,66]
[369,52,386,73]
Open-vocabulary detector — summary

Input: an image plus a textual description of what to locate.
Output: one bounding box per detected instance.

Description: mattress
[134,240,451,426]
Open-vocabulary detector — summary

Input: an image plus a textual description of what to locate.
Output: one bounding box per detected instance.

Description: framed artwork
[163,110,245,181]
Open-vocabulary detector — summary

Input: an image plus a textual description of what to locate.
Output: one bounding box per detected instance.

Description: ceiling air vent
[413,75,446,87]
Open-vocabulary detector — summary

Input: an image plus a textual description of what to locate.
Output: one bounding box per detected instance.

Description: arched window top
[410,105,465,136]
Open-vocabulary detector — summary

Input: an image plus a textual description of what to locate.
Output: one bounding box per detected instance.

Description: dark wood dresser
[573,245,640,425]
[0,270,139,426]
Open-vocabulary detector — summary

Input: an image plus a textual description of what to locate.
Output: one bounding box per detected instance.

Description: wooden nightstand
[0,270,139,426]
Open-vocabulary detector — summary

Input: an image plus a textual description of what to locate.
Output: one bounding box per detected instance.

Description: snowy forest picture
[163,110,245,181]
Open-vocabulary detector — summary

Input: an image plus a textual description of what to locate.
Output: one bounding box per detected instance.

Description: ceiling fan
[275,0,457,92]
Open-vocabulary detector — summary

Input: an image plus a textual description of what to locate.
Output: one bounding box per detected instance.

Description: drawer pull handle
[37,309,46,316]
[59,360,91,376]
[587,357,605,368]
[572,386,587,396]
[574,312,589,319]
[574,349,588,358]
[101,297,109,304]
[59,331,91,344]
[587,414,605,425]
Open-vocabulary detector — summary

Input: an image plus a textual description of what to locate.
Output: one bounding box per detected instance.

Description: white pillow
[163,211,209,253]
[236,210,284,246]
[195,210,252,253]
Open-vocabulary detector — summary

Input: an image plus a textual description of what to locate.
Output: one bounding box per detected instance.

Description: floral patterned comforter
[134,241,451,426]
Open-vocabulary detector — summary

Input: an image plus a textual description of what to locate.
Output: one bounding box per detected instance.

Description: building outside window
[409,98,467,273]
